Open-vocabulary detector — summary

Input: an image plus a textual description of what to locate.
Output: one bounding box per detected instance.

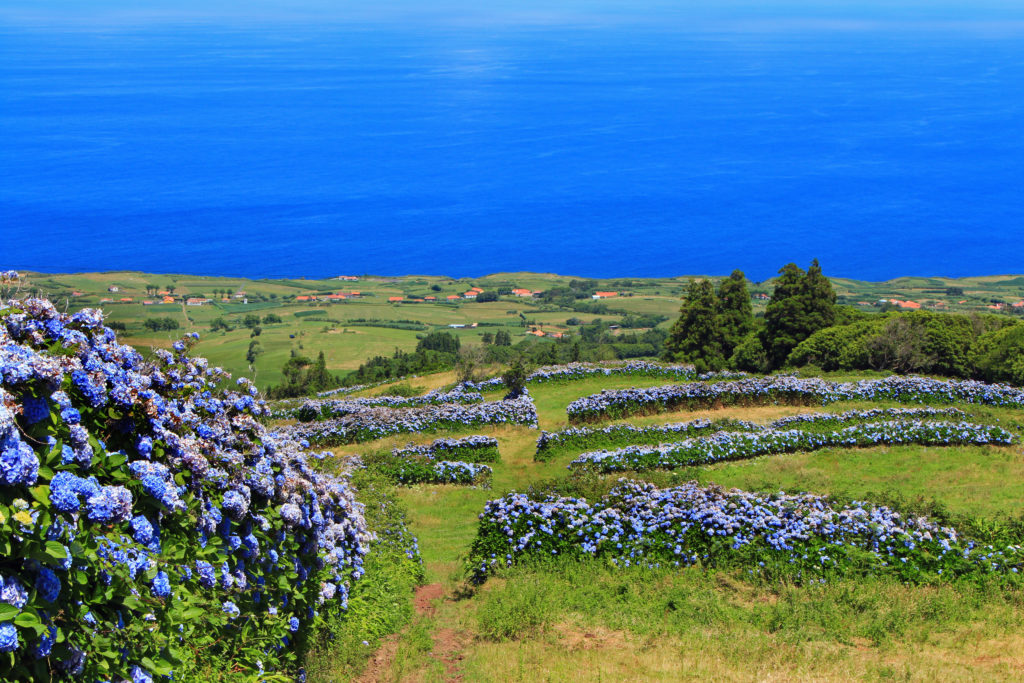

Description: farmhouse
[512,288,533,297]
[162,296,175,304]
[295,295,315,302]
[463,292,477,299]
[424,296,437,302]
[186,298,209,306]
[388,296,403,302]
[592,291,618,299]
[107,286,119,293]
[446,295,460,301]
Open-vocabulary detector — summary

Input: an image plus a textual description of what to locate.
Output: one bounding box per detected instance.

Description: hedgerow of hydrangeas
[566,375,1024,423]
[0,297,372,681]
[459,361,748,392]
[468,479,1024,584]
[392,435,500,463]
[535,407,969,461]
[372,456,493,487]
[568,420,1015,473]
[283,392,538,446]
[277,385,484,421]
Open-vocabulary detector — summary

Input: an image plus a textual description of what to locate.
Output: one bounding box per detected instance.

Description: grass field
[300,371,1024,682]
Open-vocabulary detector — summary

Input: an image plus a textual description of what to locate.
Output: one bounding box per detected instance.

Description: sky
[4,0,1024,28]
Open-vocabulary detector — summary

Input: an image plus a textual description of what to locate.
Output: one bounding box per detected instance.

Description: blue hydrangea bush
[469,480,1024,584]
[460,361,747,392]
[535,407,969,461]
[284,392,538,446]
[568,420,1016,472]
[0,298,374,681]
[566,375,1024,423]
[392,435,500,463]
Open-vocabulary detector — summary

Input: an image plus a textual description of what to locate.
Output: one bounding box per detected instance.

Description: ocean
[2,20,1023,280]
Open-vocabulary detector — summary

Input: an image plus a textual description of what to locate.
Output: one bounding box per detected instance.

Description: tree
[481,332,495,345]
[416,331,460,354]
[502,358,528,398]
[494,330,512,347]
[716,269,753,360]
[242,314,261,329]
[476,291,499,303]
[246,340,263,365]
[663,279,724,371]
[262,313,282,324]
[761,261,835,370]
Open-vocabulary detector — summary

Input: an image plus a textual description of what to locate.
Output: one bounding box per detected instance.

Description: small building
[186,298,209,306]
[325,293,347,301]
[446,295,460,301]
[295,295,315,302]
[162,296,175,304]
[388,296,403,302]
[107,286,119,293]
[424,296,437,302]
[337,276,360,281]
[463,292,477,299]
[99,298,113,303]
[448,324,466,329]
[71,291,85,297]
[142,300,155,306]
[1013,301,1024,309]
[119,297,133,303]
[592,291,618,299]
[512,288,532,297]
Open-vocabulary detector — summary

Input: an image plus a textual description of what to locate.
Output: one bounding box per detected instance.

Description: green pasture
[300,369,1024,681]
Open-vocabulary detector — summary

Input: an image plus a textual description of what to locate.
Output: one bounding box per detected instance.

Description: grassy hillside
[301,370,1024,681]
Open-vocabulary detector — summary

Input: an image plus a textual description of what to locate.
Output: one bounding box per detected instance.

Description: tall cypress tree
[801,258,837,331]
[663,278,724,371]
[716,269,754,359]
[762,260,837,369]
[762,263,808,369]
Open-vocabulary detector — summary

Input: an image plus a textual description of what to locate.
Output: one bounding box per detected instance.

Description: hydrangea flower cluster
[383,458,493,487]
[469,480,1024,583]
[460,361,747,392]
[566,375,1024,422]
[0,297,374,681]
[569,420,1015,472]
[392,435,500,463]
[536,407,969,461]
[284,391,538,446]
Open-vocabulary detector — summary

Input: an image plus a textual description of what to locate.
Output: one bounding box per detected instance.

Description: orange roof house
[325,293,347,301]
[295,295,313,302]
[1013,301,1024,308]
[529,329,546,337]
[889,299,921,309]
[388,296,403,302]
[512,288,532,297]
[446,295,460,301]
[592,291,618,299]
[425,296,437,301]
[469,287,484,294]
[119,297,133,303]
[162,296,175,304]
[463,292,477,299]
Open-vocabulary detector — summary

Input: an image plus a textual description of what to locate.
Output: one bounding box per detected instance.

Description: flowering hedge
[285,393,538,446]
[393,435,500,464]
[460,361,747,392]
[366,454,493,488]
[568,420,1015,472]
[0,298,374,681]
[566,375,1024,423]
[535,407,968,461]
[279,386,484,421]
[468,480,1024,584]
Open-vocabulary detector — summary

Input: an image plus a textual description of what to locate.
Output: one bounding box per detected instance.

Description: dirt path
[358,583,468,682]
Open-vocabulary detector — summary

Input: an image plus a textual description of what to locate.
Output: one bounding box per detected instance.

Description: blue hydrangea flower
[35,568,60,603]
[0,436,39,487]
[22,396,49,425]
[195,560,215,588]
[222,600,240,618]
[151,571,171,599]
[0,622,18,653]
[1,577,28,609]
[49,471,83,512]
[32,625,56,659]
[131,515,155,545]
[130,665,154,683]
[289,616,300,632]
[60,407,81,425]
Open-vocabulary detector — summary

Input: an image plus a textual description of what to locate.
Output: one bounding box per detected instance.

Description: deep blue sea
[2,21,1023,280]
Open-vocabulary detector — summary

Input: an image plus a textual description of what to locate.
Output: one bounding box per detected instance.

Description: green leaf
[0,604,20,621]
[44,541,67,561]
[14,612,45,636]
[29,485,49,507]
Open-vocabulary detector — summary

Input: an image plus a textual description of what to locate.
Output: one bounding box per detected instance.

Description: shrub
[0,298,371,681]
